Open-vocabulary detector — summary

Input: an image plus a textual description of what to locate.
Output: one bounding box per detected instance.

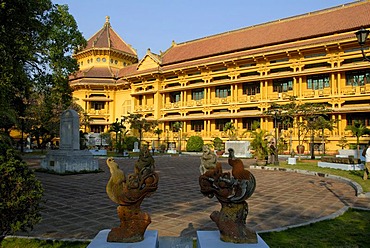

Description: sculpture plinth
[106,146,158,243]
[199,147,257,244]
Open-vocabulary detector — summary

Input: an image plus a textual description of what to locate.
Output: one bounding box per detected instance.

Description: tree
[314,116,335,154]
[0,150,43,244]
[172,122,182,132]
[109,118,126,153]
[153,128,163,149]
[0,0,86,144]
[345,120,370,158]
[250,128,271,160]
[123,114,158,150]
[336,137,349,150]
[265,97,331,160]
[223,122,237,140]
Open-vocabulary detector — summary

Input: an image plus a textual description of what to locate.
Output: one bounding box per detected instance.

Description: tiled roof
[70,66,119,80]
[161,1,370,65]
[85,16,137,56]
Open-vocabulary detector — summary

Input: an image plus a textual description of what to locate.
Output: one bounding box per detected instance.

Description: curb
[257,206,350,234]
[249,165,369,198]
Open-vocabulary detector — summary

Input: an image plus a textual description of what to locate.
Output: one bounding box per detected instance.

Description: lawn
[260,208,370,247]
[273,159,370,193]
[2,238,88,248]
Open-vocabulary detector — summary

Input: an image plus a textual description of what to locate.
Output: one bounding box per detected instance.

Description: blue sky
[53,0,355,59]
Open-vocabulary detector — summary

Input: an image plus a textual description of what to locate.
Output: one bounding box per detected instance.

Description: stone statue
[199,148,257,244]
[106,147,158,243]
[199,145,218,174]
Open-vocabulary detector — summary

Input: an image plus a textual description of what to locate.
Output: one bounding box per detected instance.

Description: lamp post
[273,110,279,166]
[355,28,370,62]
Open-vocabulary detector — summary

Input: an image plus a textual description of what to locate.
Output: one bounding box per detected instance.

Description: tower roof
[85,16,137,57]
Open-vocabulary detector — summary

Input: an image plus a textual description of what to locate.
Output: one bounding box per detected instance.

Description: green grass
[273,159,370,192]
[2,238,88,248]
[4,209,368,247]
[260,208,370,247]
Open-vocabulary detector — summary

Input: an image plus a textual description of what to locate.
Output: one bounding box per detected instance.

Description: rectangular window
[215,86,230,98]
[138,95,143,105]
[306,74,330,90]
[91,101,104,110]
[242,82,260,95]
[170,92,181,103]
[90,125,105,133]
[192,89,204,100]
[215,119,231,130]
[346,113,370,127]
[191,120,204,132]
[345,69,370,86]
[242,118,259,130]
[273,78,293,92]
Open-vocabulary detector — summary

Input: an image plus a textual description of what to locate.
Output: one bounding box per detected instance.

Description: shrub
[124,136,139,151]
[0,149,44,244]
[186,136,204,152]
[212,137,224,151]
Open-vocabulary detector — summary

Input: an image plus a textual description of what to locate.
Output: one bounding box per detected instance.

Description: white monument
[41,109,99,173]
[133,141,140,152]
[223,141,252,158]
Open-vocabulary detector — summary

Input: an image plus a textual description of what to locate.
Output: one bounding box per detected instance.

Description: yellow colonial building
[70,1,370,153]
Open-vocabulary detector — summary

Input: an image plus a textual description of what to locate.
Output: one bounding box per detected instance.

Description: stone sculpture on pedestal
[106,146,158,243]
[41,109,98,173]
[199,148,257,243]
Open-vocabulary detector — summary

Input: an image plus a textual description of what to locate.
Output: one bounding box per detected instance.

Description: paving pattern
[19,155,370,241]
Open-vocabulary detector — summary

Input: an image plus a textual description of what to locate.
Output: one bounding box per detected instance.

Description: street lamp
[355,28,370,62]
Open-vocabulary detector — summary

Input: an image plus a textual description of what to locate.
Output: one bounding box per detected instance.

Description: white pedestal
[197,231,269,248]
[87,229,158,248]
[288,157,297,165]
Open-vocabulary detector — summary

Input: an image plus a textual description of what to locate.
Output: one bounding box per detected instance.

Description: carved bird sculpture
[106,157,126,205]
[228,148,251,180]
[228,148,256,202]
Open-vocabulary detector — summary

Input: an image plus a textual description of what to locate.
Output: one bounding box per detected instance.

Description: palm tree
[223,122,237,140]
[250,128,271,161]
[153,128,163,149]
[345,120,370,158]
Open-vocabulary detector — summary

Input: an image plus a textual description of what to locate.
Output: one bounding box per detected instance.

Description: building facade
[69,1,370,153]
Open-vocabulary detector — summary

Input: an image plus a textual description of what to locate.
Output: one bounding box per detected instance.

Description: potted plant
[212,137,224,155]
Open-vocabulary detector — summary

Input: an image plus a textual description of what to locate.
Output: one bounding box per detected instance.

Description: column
[331,73,335,95]
[204,119,207,137]
[180,91,183,107]
[230,85,234,102]
[293,77,297,96]
[337,73,341,95]
[338,114,342,136]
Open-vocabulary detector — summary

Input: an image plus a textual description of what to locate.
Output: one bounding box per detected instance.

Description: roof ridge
[106,16,111,48]
[109,26,137,56]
